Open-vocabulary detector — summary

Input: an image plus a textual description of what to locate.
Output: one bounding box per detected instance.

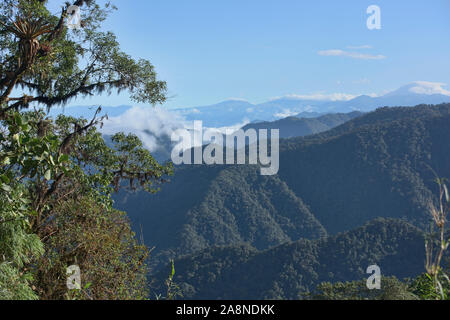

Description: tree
[0,182,43,300]
[0,0,172,299]
[0,0,166,117]
[37,197,151,300]
[1,110,173,299]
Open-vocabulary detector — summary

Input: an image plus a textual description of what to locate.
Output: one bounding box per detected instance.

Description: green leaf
[0,175,10,184]
[19,197,32,204]
[84,282,92,290]
[59,154,69,163]
[14,113,22,126]
[169,260,175,280]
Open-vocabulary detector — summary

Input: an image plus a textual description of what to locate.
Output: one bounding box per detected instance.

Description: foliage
[154,260,183,300]
[309,277,418,300]
[410,272,450,300]
[0,0,166,117]
[0,182,43,300]
[36,197,150,300]
[0,109,172,299]
[417,178,450,300]
[0,0,172,300]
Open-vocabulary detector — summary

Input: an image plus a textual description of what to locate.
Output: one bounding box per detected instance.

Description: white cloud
[274,109,302,118]
[173,119,250,150]
[318,49,386,60]
[101,106,186,151]
[101,106,249,152]
[346,45,372,49]
[408,81,450,96]
[209,119,250,135]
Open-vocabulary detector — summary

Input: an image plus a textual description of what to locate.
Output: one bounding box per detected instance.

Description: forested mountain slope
[153,219,425,299]
[116,165,326,269]
[243,111,363,138]
[278,104,450,233]
[114,104,450,271]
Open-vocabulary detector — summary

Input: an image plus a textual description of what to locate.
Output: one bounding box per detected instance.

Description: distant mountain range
[175,82,450,126]
[51,82,450,165]
[106,110,364,162]
[114,103,450,286]
[48,82,450,128]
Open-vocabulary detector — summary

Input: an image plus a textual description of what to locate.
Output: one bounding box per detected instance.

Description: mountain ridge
[153,218,425,299]
[114,103,450,272]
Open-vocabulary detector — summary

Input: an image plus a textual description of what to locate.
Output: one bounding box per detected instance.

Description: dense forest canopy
[116,104,450,270]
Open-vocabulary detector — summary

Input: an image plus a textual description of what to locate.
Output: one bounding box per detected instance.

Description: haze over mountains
[49,82,450,128]
[176,81,450,126]
[45,82,450,163]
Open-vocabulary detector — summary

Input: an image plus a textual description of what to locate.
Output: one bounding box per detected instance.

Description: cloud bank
[101,106,249,152]
[408,81,450,96]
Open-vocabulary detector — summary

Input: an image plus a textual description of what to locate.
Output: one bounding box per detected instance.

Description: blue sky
[50,0,450,109]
